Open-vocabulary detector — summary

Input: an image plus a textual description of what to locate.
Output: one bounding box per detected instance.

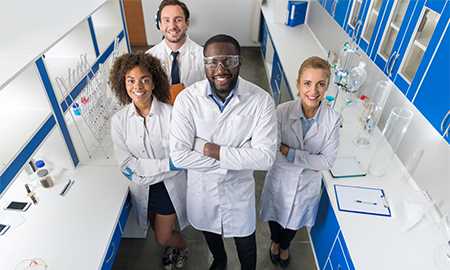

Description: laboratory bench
[0,165,130,270]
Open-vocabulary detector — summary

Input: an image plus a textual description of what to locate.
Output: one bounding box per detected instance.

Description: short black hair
[158,0,190,21]
[203,34,241,56]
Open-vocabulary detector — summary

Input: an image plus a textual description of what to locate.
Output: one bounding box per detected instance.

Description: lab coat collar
[127,96,162,118]
[163,35,192,57]
[289,99,322,121]
[289,100,325,143]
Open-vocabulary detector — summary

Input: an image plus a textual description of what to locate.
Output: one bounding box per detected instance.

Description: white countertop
[262,3,450,270]
[261,3,327,98]
[0,164,129,270]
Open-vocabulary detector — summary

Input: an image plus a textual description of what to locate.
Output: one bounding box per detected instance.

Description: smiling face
[159,5,189,44]
[297,67,329,114]
[125,66,154,108]
[204,42,240,98]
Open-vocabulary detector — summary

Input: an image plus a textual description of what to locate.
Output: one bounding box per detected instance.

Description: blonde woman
[260,56,341,268]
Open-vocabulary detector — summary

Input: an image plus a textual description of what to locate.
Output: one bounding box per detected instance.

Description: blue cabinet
[259,13,269,57]
[310,188,341,269]
[359,0,392,57]
[102,194,131,270]
[410,16,450,143]
[311,187,355,270]
[373,0,419,74]
[396,1,449,96]
[335,0,353,27]
[345,0,370,40]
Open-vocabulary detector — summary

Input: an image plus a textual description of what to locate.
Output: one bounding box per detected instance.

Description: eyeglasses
[125,77,152,86]
[204,55,240,70]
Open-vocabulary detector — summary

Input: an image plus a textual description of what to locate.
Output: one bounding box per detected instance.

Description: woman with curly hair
[110,52,188,269]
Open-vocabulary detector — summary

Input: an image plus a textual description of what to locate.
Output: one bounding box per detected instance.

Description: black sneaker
[174,248,189,269]
[209,259,227,270]
[162,247,176,270]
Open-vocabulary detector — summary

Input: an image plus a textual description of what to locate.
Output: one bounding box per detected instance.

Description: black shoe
[209,259,227,270]
[269,247,279,265]
[279,255,290,269]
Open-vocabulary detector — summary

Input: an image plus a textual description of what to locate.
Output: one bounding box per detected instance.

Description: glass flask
[346,61,367,103]
[368,107,413,176]
[354,80,393,146]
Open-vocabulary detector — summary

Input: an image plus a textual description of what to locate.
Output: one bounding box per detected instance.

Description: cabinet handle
[354,20,363,43]
[332,0,338,17]
[106,242,116,263]
[388,51,399,77]
[384,52,395,73]
[441,110,450,137]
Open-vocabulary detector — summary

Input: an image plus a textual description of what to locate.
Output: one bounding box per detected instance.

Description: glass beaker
[369,107,413,176]
[354,80,393,146]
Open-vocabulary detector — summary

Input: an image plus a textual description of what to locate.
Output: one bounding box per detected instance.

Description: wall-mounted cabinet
[345,0,373,43]
[359,0,390,56]
[319,0,449,142]
[398,7,440,83]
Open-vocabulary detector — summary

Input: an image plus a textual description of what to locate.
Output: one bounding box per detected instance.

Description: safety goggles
[204,55,240,70]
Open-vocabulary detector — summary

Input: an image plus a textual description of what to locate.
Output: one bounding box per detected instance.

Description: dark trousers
[202,230,257,270]
[268,221,297,250]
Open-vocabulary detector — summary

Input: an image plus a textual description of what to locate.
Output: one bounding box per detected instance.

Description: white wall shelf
[0,64,52,173]
[91,0,124,55]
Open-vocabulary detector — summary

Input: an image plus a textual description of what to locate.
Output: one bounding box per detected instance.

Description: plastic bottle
[35,160,54,188]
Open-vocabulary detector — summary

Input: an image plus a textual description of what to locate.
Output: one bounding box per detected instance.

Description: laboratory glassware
[354,80,392,146]
[369,107,413,176]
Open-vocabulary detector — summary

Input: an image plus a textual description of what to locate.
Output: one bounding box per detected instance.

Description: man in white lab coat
[170,34,277,270]
[147,0,204,103]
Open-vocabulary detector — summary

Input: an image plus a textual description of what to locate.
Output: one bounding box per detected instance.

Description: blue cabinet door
[359,0,391,56]
[410,18,450,143]
[345,0,370,41]
[391,0,450,95]
[324,259,333,270]
[373,0,419,73]
[335,0,353,27]
[271,51,282,103]
[310,187,340,269]
[259,14,268,58]
[329,234,350,270]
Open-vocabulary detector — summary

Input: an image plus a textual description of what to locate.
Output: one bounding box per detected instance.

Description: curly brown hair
[109,52,170,105]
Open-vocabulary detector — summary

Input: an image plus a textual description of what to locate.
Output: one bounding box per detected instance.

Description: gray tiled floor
[113,47,317,270]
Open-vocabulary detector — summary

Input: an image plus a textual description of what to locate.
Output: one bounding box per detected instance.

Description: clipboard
[169,83,185,105]
[330,156,367,178]
[334,184,391,217]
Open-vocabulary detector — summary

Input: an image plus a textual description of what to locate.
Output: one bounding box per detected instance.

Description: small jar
[35,165,54,188]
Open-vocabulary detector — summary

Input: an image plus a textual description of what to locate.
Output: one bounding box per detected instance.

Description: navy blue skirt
[148,182,176,215]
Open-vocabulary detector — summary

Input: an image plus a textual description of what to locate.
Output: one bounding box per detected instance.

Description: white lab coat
[260,100,341,230]
[146,37,204,87]
[111,97,188,229]
[170,78,277,237]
